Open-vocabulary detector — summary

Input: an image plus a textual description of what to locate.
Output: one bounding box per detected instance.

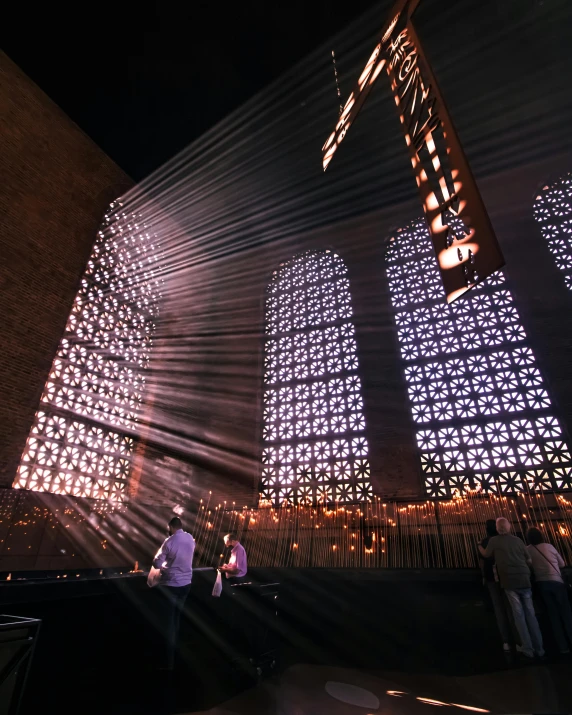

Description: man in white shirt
[219,532,248,585]
[153,517,195,669]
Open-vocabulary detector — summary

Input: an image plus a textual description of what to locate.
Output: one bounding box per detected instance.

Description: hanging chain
[331,50,343,117]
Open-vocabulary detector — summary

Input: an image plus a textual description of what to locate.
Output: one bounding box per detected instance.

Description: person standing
[527,527,572,655]
[218,532,251,660]
[219,532,248,585]
[479,519,518,652]
[153,516,195,669]
[479,517,544,660]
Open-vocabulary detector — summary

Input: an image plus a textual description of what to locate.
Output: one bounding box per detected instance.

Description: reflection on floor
[191,662,572,715]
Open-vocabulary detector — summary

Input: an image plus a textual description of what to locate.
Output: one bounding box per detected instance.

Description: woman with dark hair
[527,527,572,655]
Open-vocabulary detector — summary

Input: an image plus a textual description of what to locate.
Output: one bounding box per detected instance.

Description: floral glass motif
[14,202,162,501]
[386,218,572,497]
[260,250,372,506]
[533,172,572,292]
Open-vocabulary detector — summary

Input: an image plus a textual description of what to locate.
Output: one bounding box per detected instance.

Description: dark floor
[189,661,572,714]
[2,570,571,714]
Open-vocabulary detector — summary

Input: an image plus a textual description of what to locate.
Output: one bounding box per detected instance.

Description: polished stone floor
[191,661,572,714]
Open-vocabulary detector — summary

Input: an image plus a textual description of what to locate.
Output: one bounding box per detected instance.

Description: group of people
[479,517,572,659]
[151,516,248,669]
[149,514,572,668]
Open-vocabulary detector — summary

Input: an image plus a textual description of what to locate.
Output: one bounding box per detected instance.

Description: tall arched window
[386,218,571,497]
[14,201,162,501]
[260,250,371,506]
[533,171,572,291]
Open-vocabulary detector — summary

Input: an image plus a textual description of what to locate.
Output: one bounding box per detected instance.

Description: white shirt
[226,542,247,578]
[527,543,565,583]
[153,530,195,587]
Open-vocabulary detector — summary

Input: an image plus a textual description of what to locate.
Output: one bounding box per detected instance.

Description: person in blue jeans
[479,519,520,652]
[479,517,544,660]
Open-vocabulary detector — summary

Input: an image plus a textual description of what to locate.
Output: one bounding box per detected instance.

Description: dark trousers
[222,577,254,659]
[537,580,572,653]
[158,584,191,669]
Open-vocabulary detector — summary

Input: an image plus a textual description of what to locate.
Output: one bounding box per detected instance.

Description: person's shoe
[503,643,511,652]
[515,644,524,654]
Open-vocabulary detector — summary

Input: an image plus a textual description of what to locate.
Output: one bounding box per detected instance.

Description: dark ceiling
[3,0,570,192]
[3,0,383,180]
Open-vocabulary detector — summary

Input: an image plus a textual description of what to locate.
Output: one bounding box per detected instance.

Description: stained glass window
[260,250,371,506]
[533,171,572,291]
[14,202,162,501]
[386,218,572,497]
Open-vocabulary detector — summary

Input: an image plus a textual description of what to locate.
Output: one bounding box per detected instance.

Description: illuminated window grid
[260,250,372,506]
[533,171,572,292]
[14,202,162,501]
[386,218,572,498]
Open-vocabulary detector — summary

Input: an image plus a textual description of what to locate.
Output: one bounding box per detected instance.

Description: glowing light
[382,14,399,43]
[358,45,381,89]
[438,243,479,270]
[322,132,336,152]
[417,697,449,707]
[369,59,387,85]
[450,705,490,713]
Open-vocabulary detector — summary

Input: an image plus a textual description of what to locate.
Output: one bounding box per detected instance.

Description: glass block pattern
[14,202,162,501]
[386,218,572,497]
[261,250,372,506]
[533,171,572,291]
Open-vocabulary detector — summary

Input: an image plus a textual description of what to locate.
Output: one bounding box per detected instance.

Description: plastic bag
[147,566,162,588]
[212,570,223,597]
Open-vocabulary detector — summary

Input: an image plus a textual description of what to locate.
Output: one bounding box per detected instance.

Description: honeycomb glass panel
[533,172,572,292]
[386,218,572,497]
[14,202,162,501]
[261,250,371,506]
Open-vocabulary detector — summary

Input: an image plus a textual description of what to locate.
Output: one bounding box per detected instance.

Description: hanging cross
[322,0,505,303]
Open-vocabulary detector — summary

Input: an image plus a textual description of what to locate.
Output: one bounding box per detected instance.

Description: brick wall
[0,52,132,487]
